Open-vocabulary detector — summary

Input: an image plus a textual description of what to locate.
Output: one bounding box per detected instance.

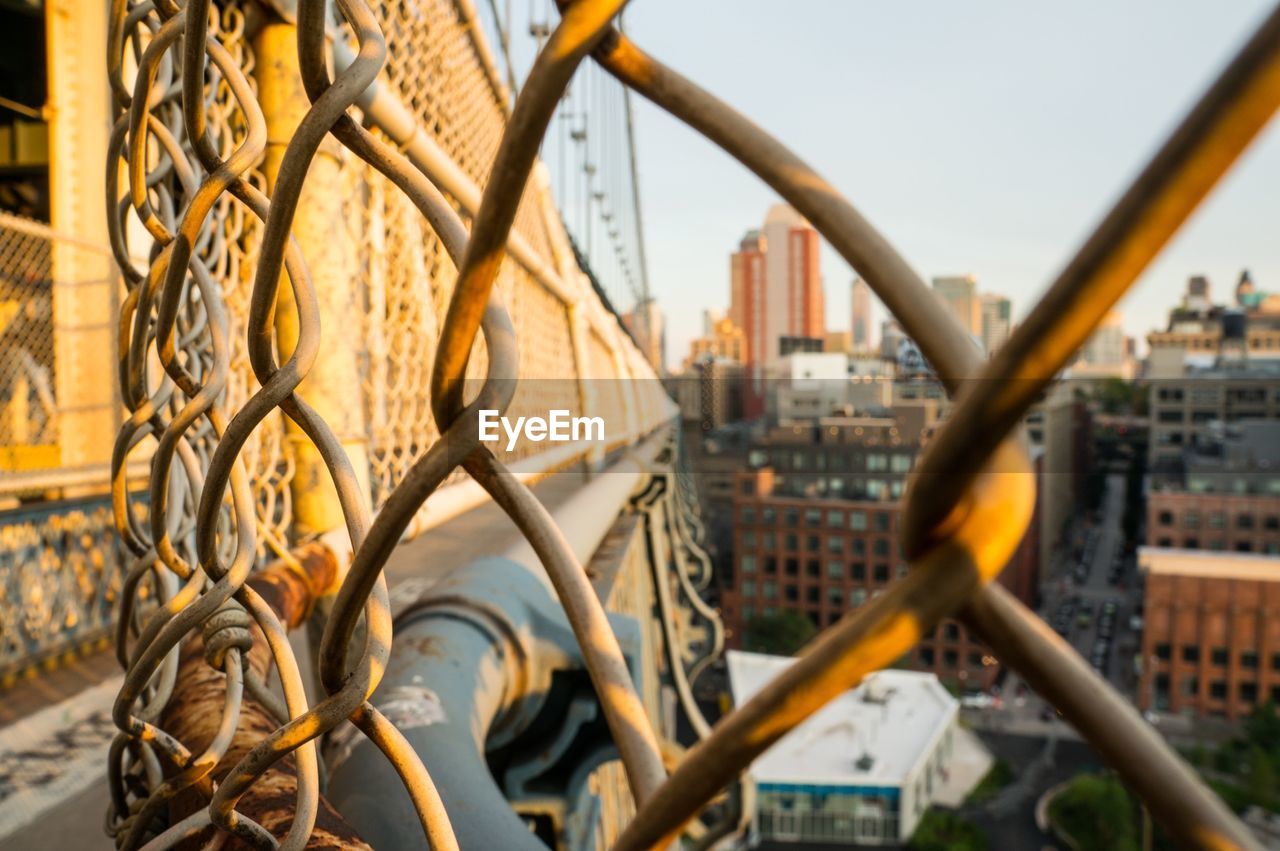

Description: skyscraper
[979,293,1012,355]
[851,277,872,350]
[730,204,824,367]
[931,275,981,339]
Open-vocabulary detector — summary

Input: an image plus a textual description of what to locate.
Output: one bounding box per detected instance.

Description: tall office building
[851,277,872,350]
[979,293,1012,355]
[932,275,981,339]
[729,204,824,367]
[730,205,825,418]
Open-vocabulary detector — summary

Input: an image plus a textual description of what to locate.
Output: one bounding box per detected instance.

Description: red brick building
[1139,548,1280,720]
[1148,491,1280,555]
[721,466,1040,690]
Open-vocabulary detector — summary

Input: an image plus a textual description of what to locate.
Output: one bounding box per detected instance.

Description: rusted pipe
[157,544,369,849]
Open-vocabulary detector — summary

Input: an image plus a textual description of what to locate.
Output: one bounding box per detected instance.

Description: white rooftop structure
[726,651,956,787]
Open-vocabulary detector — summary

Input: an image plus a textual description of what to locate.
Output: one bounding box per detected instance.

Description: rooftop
[1139,547,1280,583]
[726,651,956,788]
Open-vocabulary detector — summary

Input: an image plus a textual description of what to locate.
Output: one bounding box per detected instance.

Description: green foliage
[1049,774,1140,851]
[908,809,987,851]
[743,610,816,656]
[1091,377,1144,415]
[966,758,1014,804]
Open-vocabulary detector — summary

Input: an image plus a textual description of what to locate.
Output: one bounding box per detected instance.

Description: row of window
[757,449,916,474]
[740,555,904,584]
[1153,644,1280,670]
[1156,509,1280,531]
[1153,674,1279,706]
[740,581,867,607]
[1152,537,1280,554]
[738,504,895,531]
[739,532,900,557]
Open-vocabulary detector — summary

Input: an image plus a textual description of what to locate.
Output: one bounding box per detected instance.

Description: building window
[944,650,959,667]
[873,564,890,583]
[1157,537,1173,547]
[828,586,844,605]
[849,511,867,531]
[1210,681,1228,700]
[740,506,757,524]
[944,623,962,642]
[1242,651,1260,670]
[742,530,757,548]
[807,586,820,604]
[875,512,891,532]
[1184,537,1200,549]
[762,507,776,524]
[968,652,983,668]
[785,558,799,576]
[1264,515,1280,531]
[1212,648,1229,667]
[1238,513,1255,530]
[827,510,844,528]
[785,534,798,552]
[1182,646,1199,664]
[1209,512,1226,529]
[742,580,756,597]
[874,539,890,556]
[851,538,866,555]
[827,560,843,578]
[850,562,866,581]
[1236,541,1254,553]
[741,555,757,574]
[785,585,799,602]
[1184,511,1200,529]
[1181,675,1199,697]
[806,535,821,551]
[1241,682,1259,703]
[1155,643,1171,661]
[763,582,777,600]
[764,556,778,574]
[740,480,755,496]
[784,507,798,527]
[805,509,822,527]
[827,536,844,554]
[1271,653,1280,672]
[763,532,776,550]
[806,559,820,577]
[851,589,866,606]
[891,454,913,473]
[1157,511,1174,526]
[920,647,935,665]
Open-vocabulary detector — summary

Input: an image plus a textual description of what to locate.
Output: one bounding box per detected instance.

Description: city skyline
[491,1,1280,371]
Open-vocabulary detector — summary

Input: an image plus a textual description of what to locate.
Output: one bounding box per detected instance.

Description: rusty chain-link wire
[106,0,1280,848]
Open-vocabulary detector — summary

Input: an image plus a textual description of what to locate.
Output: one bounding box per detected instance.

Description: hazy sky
[502,2,1280,369]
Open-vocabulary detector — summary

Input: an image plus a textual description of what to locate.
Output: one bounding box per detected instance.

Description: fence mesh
[100,0,1280,848]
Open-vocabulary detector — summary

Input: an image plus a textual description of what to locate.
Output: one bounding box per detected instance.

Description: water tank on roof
[1222,310,1246,340]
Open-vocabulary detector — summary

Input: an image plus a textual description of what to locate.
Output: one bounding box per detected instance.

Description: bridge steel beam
[254,20,373,551]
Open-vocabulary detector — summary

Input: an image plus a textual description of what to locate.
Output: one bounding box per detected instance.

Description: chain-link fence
[0,212,117,491]
[103,0,1280,848]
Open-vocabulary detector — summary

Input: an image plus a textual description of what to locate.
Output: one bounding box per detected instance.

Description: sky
[496,1,1280,370]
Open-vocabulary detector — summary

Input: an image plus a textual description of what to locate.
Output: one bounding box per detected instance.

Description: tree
[909,809,986,851]
[1246,745,1276,808]
[743,610,816,656]
[1049,774,1140,851]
